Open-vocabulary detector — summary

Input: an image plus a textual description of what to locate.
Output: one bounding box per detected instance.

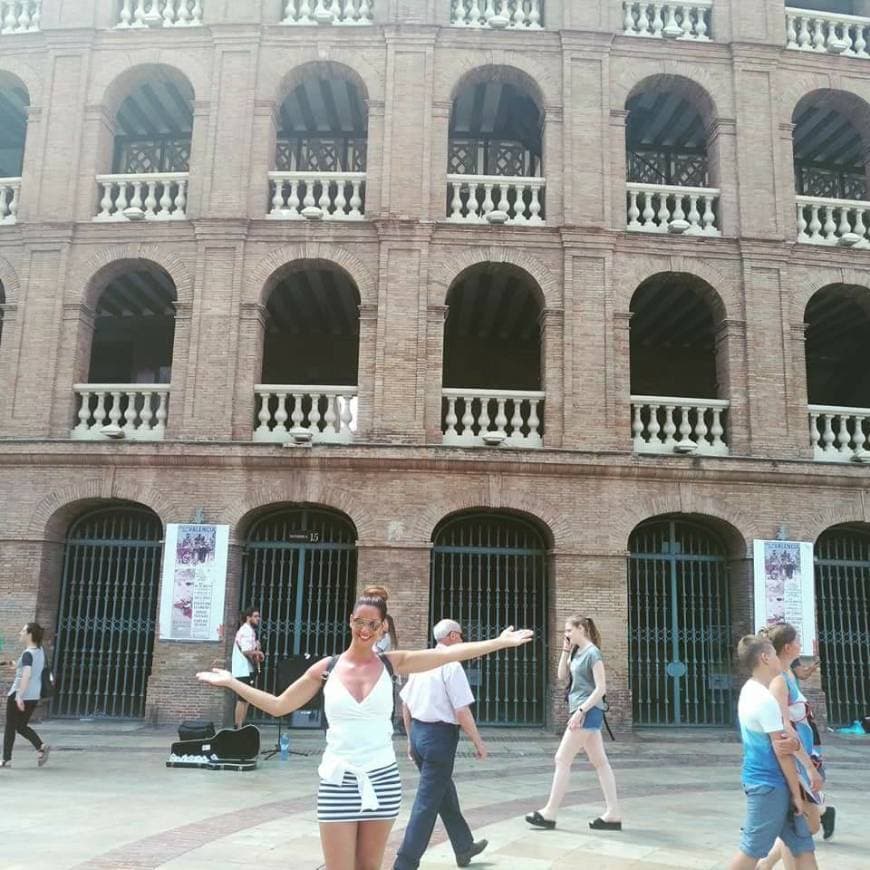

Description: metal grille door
[53,507,163,718]
[629,519,733,725]
[430,513,548,726]
[240,509,357,712]
[815,526,870,725]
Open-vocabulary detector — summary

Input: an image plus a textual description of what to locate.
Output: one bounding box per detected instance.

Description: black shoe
[589,817,622,831]
[821,806,836,840]
[456,839,488,867]
[525,810,556,829]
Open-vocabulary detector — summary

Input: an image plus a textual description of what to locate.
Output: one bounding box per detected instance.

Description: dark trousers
[394,720,474,870]
[3,694,42,762]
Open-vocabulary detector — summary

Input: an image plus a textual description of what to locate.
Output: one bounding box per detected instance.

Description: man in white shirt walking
[231,607,263,728]
[393,619,489,870]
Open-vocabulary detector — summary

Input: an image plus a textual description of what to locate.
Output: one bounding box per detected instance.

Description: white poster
[159,524,229,641]
[752,539,816,655]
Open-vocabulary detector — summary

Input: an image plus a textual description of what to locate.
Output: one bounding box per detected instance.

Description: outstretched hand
[196,668,234,688]
[499,626,534,647]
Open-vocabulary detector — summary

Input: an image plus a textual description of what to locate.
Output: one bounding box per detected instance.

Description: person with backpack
[393,618,489,869]
[2,622,51,768]
[197,593,533,870]
[525,614,622,831]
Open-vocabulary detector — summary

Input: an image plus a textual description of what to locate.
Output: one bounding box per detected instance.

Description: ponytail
[568,614,602,649]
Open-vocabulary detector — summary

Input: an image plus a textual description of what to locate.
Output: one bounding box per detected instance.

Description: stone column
[608,109,628,231]
[540,307,564,448]
[424,304,447,443]
[715,318,750,455]
[356,302,379,439]
[231,302,266,440]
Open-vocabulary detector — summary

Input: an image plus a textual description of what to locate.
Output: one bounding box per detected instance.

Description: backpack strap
[376,652,395,680]
[322,655,339,682]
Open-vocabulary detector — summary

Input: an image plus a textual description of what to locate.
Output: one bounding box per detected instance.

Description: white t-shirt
[738,677,787,787]
[400,644,475,724]
[231,623,256,678]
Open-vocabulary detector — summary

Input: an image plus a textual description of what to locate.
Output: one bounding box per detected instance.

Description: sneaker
[456,840,488,868]
[821,806,836,840]
[37,745,50,767]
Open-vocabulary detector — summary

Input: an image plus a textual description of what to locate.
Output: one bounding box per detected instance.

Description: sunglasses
[351,617,383,631]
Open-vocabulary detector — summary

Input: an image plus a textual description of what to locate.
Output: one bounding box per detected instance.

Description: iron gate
[815,525,870,725]
[53,506,163,718]
[430,512,548,726]
[240,508,357,715]
[628,519,733,725]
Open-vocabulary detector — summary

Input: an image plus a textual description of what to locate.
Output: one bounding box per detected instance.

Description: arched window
[442,263,544,447]
[72,262,176,441]
[629,273,729,455]
[254,262,360,443]
[447,68,545,224]
[805,284,870,460]
[96,66,194,221]
[269,66,368,220]
[0,72,29,224]
[625,75,720,235]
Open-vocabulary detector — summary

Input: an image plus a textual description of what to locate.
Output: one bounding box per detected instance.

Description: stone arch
[807,507,870,544]
[0,62,40,106]
[92,58,205,115]
[225,484,372,545]
[430,504,555,549]
[790,267,870,322]
[235,500,359,543]
[246,243,376,307]
[275,59,372,108]
[408,493,565,550]
[612,494,752,558]
[430,246,560,309]
[27,485,170,542]
[0,253,21,306]
[783,75,870,130]
[629,270,728,323]
[617,69,724,126]
[439,56,558,111]
[72,245,194,309]
[614,255,740,318]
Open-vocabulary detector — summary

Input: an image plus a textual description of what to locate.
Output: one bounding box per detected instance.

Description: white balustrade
[94,173,189,221]
[0,178,20,225]
[623,1,711,39]
[451,0,542,29]
[809,405,870,462]
[626,182,720,235]
[267,172,366,220]
[71,385,170,441]
[282,0,373,25]
[254,386,358,444]
[1,0,40,33]
[116,0,203,27]
[785,7,870,57]
[442,388,545,448]
[795,195,870,246]
[446,174,545,225]
[631,396,729,455]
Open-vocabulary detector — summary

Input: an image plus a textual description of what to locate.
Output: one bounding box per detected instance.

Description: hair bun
[362,585,389,602]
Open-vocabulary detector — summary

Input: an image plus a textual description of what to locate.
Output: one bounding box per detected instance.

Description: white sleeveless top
[317,658,396,811]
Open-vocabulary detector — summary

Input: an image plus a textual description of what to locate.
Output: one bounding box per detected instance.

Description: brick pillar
[789,320,813,460]
[357,543,431,651]
[248,100,278,220]
[611,310,633,450]
[75,104,115,222]
[49,301,94,437]
[715,317,750,455]
[541,307,564,448]
[231,302,266,440]
[608,109,628,231]
[0,301,20,429]
[366,100,386,219]
[16,104,43,223]
[428,100,450,220]
[778,121,798,241]
[424,304,447,443]
[167,301,193,440]
[357,303,379,439]
[543,105,564,226]
[708,118,739,238]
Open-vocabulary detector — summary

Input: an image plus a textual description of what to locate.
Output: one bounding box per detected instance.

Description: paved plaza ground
[0,721,866,870]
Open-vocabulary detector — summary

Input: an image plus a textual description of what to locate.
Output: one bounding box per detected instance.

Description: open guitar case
[166,723,261,771]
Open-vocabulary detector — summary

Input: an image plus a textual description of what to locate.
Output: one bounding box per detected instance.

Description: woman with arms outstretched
[197,593,532,870]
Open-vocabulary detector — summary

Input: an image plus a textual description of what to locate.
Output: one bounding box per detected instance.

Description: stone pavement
[0,721,866,870]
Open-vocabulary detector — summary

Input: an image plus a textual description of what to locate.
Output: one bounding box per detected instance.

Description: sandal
[525,810,556,830]
[589,817,622,831]
[37,746,50,767]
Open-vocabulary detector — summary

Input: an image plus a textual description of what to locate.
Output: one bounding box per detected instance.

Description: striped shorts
[317,762,402,823]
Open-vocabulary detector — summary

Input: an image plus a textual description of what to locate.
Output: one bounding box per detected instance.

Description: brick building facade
[1,0,869,730]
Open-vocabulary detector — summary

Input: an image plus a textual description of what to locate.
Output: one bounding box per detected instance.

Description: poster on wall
[752,539,816,654]
[159,524,229,641]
